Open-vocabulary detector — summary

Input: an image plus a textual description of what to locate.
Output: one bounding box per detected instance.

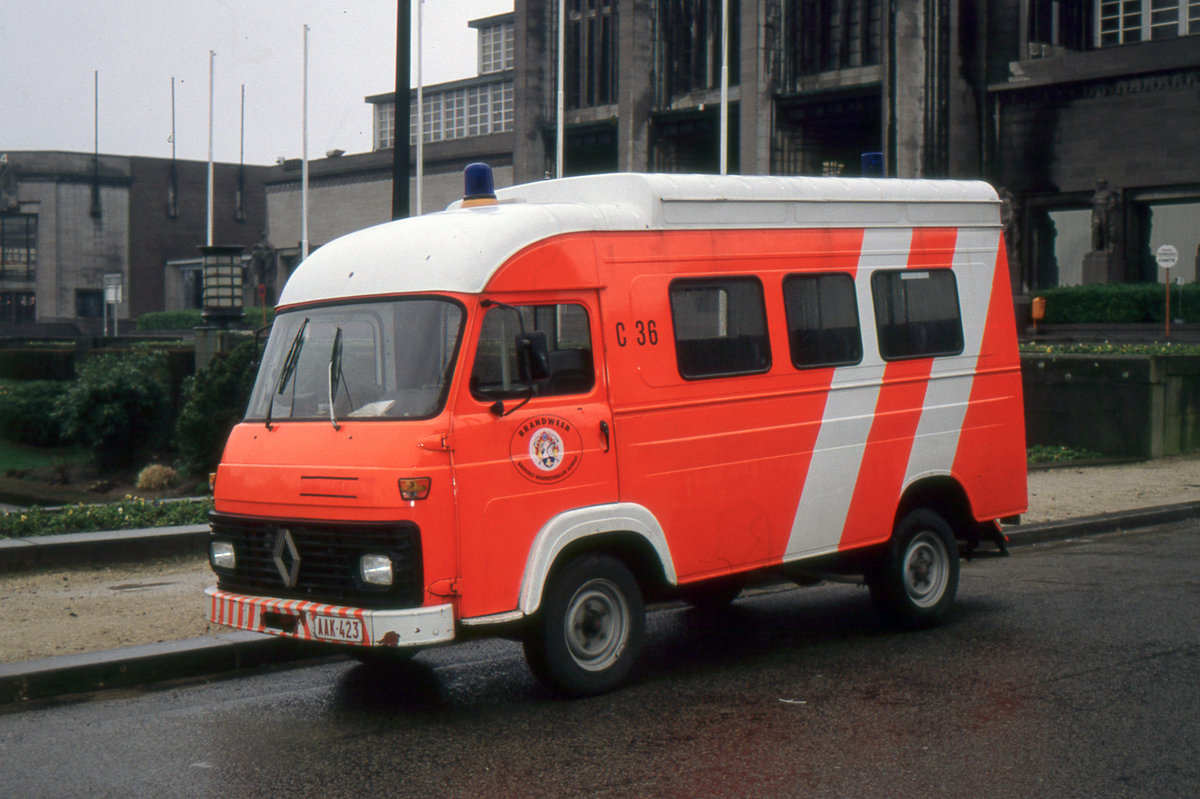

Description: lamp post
[196,244,246,369]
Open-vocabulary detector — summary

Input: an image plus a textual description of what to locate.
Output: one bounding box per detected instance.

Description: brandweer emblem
[510,415,583,483]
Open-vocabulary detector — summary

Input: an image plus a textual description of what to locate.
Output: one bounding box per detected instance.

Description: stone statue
[1090,180,1122,252]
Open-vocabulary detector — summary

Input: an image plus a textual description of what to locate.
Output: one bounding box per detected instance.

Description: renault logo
[273,529,301,588]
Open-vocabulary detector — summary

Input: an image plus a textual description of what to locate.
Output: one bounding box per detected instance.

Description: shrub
[174,338,260,477]
[1035,283,1200,324]
[0,380,66,446]
[138,307,276,331]
[136,463,178,491]
[137,310,203,331]
[55,348,172,469]
[0,497,213,538]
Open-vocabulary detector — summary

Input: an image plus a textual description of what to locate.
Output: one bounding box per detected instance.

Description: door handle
[600,420,611,453]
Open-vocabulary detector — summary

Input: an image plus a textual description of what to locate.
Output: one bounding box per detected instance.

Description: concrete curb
[0,525,209,572]
[1,502,1197,709]
[1004,501,1200,547]
[0,633,333,707]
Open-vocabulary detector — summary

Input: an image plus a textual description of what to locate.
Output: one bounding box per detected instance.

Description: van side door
[450,294,618,619]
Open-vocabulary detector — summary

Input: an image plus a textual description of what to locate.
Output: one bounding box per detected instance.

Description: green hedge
[0,497,212,538]
[1035,283,1200,324]
[138,308,275,331]
[0,348,76,380]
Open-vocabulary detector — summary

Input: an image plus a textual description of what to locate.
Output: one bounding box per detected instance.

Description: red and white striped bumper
[205,586,455,648]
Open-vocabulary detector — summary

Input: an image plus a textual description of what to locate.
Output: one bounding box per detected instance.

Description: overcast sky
[1,1,513,165]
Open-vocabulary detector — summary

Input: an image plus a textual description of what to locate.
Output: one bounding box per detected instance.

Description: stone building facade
[506,0,1199,297]
[8,4,1194,335]
[991,13,1200,290]
[0,151,267,334]
[261,13,517,298]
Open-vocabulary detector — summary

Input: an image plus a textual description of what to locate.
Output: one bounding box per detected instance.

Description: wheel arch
[517,503,676,616]
[896,475,977,543]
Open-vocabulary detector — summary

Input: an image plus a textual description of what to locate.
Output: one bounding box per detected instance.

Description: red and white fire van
[206,166,1026,695]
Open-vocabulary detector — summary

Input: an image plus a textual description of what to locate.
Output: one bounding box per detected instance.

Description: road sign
[1156,244,1179,270]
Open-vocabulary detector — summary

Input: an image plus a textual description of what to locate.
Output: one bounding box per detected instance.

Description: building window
[871,270,964,360]
[375,101,395,150]
[1097,0,1200,46]
[0,291,35,323]
[479,21,515,74]
[657,0,739,102]
[783,273,863,368]
[1133,198,1200,283]
[76,289,103,318]
[785,0,881,79]
[0,213,37,280]
[1030,206,1092,288]
[670,277,770,379]
[565,0,619,109]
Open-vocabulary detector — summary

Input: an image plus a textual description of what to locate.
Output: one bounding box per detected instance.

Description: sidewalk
[2,456,1199,707]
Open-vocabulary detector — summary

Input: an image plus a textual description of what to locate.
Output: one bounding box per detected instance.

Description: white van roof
[278,173,1000,308]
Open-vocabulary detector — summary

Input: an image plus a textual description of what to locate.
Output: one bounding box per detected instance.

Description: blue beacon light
[462,162,497,207]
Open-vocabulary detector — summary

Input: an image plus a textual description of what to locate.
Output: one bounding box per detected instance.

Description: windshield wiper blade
[327,327,343,430]
[266,317,308,430]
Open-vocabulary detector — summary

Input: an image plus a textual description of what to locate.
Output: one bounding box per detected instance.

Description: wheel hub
[564,579,628,671]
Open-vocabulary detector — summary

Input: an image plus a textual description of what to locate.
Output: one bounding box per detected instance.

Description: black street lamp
[199,244,246,327]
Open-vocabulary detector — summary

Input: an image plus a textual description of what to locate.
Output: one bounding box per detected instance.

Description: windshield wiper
[327,327,343,430]
[266,317,308,430]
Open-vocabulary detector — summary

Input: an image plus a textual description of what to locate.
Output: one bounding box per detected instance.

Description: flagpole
[301,25,310,261]
[719,0,729,176]
[416,0,424,215]
[207,51,215,246]
[556,0,565,178]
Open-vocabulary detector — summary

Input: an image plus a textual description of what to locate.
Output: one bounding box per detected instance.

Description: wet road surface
[2,522,1198,798]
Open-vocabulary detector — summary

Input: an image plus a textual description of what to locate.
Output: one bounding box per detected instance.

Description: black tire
[869,508,959,630]
[523,554,645,697]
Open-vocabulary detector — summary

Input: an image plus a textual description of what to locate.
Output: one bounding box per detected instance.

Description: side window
[470,303,594,399]
[871,269,964,360]
[669,278,770,379]
[783,273,862,368]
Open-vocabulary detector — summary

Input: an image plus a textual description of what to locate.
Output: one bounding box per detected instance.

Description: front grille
[209,512,423,609]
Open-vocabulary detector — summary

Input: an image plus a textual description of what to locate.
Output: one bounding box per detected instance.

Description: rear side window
[783,273,862,368]
[670,278,770,379]
[871,269,964,360]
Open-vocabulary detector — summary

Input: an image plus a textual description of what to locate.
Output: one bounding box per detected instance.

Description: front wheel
[523,555,645,696]
[869,509,959,630]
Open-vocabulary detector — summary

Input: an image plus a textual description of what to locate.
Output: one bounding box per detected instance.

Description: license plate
[309,614,364,644]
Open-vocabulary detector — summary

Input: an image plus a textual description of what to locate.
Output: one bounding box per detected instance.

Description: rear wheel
[869,509,959,629]
[523,555,644,696]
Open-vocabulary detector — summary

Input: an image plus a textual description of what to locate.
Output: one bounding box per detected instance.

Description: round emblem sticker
[510,415,583,483]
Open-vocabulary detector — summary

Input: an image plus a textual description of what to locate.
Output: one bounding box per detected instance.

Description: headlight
[359,554,394,586]
[209,541,236,571]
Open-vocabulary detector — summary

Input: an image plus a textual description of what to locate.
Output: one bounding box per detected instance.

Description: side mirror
[516,331,550,382]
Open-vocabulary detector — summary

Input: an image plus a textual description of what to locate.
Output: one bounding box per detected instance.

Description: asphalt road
[2,521,1198,798]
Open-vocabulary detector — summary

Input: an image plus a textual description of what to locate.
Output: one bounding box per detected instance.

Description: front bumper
[206,586,455,648]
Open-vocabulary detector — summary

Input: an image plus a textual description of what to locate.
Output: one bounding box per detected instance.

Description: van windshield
[245,298,464,423]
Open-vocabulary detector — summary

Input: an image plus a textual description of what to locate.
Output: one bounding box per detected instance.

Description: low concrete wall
[1022,354,1200,458]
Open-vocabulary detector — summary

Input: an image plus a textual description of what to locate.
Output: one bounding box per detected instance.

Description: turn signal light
[398,477,431,501]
